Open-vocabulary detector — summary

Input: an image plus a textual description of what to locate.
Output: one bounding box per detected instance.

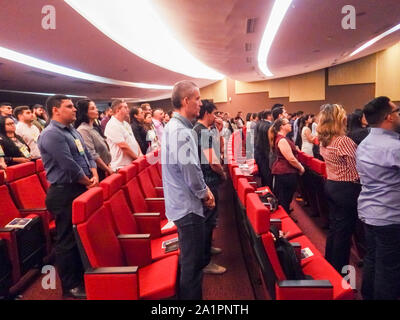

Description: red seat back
[73,187,125,268]
[245,193,270,235]
[100,174,139,235]
[35,159,50,191]
[6,162,47,209]
[137,169,157,199]
[237,178,254,207]
[309,158,327,178]
[148,165,162,188]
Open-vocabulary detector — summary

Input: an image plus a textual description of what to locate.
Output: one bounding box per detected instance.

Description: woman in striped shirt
[317,104,361,275]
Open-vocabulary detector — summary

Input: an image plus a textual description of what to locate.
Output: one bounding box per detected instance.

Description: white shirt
[15,121,41,158]
[104,116,140,171]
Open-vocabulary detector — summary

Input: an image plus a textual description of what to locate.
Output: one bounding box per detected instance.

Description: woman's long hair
[74,99,105,138]
[0,116,10,136]
[268,118,285,151]
[317,104,347,147]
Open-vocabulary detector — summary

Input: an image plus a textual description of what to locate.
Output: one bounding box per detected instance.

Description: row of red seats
[0,161,51,298]
[226,130,353,300]
[231,167,354,300]
[71,152,180,300]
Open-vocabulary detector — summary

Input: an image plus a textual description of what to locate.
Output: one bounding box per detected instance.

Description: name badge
[20,145,31,158]
[75,139,85,155]
[0,145,4,157]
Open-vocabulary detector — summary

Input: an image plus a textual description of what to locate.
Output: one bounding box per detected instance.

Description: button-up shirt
[38,120,96,184]
[356,128,400,226]
[161,113,208,221]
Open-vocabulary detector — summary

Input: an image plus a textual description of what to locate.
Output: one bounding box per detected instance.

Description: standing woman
[143,111,160,151]
[75,99,113,181]
[0,116,32,166]
[300,114,316,156]
[269,118,305,215]
[317,104,360,274]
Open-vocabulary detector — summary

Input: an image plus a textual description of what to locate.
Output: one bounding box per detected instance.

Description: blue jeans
[174,213,206,300]
[203,185,219,267]
[362,223,400,300]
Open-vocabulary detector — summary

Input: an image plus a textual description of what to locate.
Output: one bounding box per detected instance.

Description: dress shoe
[203,262,227,275]
[63,285,87,299]
[211,246,222,255]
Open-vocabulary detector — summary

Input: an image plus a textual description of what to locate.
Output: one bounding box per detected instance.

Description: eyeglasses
[389,107,400,115]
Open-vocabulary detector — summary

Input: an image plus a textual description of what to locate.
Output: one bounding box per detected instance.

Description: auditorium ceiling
[0,0,399,102]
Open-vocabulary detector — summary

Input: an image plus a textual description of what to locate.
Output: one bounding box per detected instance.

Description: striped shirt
[320,136,359,182]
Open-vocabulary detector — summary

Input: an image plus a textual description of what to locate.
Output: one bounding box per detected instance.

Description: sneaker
[211,247,222,255]
[203,262,227,275]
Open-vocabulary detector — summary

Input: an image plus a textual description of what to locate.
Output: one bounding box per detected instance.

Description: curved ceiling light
[350,23,400,57]
[64,0,225,80]
[0,89,87,98]
[0,46,172,90]
[257,0,293,77]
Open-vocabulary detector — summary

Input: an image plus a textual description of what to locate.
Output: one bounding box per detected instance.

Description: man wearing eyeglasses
[356,96,400,300]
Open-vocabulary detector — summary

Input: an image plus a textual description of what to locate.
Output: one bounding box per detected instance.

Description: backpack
[258,192,278,212]
[270,226,308,280]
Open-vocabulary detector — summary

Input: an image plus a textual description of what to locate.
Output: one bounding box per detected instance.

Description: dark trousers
[46,183,87,291]
[273,173,297,214]
[174,213,206,300]
[324,180,361,274]
[255,154,272,187]
[204,185,219,267]
[362,223,400,300]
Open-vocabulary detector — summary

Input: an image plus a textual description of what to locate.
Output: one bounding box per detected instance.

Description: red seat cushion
[138,254,178,299]
[280,216,303,240]
[301,255,354,300]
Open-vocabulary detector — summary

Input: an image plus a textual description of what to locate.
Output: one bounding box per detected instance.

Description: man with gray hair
[162,80,215,300]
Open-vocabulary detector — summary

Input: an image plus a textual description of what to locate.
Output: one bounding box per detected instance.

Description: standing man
[254,110,273,187]
[162,81,215,300]
[194,100,227,275]
[100,105,112,133]
[152,108,165,143]
[105,99,142,171]
[14,106,41,159]
[130,106,148,155]
[38,94,98,299]
[357,96,400,300]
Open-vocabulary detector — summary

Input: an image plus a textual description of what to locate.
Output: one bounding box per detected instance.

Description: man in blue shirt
[356,96,400,300]
[162,81,215,300]
[38,95,98,299]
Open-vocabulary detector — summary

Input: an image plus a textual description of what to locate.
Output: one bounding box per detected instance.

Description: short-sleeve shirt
[193,122,220,187]
[320,135,359,182]
[104,116,140,171]
[16,122,41,158]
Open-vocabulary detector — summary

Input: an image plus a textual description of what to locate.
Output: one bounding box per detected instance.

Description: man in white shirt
[104,99,142,171]
[152,108,165,143]
[14,106,41,158]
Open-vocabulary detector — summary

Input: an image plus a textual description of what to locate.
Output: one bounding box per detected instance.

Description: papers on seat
[161,220,175,231]
[5,218,33,229]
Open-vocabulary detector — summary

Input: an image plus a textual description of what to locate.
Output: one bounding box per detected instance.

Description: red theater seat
[137,168,164,198]
[245,193,354,300]
[118,165,176,237]
[100,174,179,262]
[72,187,178,300]
[0,171,46,285]
[35,159,50,191]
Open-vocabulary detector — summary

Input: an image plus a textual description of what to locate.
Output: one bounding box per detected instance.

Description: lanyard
[67,127,92,170]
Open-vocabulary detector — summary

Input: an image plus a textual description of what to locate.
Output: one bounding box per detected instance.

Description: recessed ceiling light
[64,0,224,80]
[257,0,293,77]
[350,23,400,57]
[0,46,172,90]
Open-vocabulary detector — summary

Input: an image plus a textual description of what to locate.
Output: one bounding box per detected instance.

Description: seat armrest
[133,213,160,217]
[145,198,165,201]
[248,181,257,185]
[85,266,138,274]
[276,280,333,300]
[154,187,164,190]
[19,208,47,213]
[290,242,302,261]
[270,219,282,230]
[118,234,152,267]
[133,214,162,238]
